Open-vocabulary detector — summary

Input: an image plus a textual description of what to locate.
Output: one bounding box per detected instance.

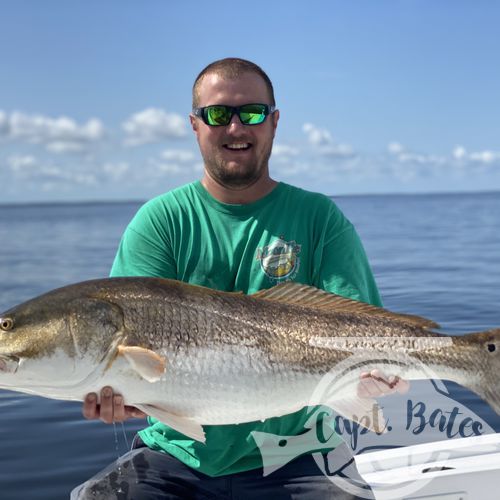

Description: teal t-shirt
[110,181,382,476]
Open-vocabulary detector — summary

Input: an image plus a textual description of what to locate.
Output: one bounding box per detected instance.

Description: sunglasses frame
[192,103,276,127]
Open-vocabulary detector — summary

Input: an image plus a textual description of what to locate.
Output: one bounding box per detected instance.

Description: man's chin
[212,170,262,190]
[210,163,260,189]
[216,175,260,190]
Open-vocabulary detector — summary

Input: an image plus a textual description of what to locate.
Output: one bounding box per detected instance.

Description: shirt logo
[256,237,301,282]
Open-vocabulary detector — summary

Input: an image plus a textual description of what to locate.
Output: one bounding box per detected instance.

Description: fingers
[82,387,135,423]
[98,386,116,423]
[112,394,126,423]
[358,370,388,398]
[358,369,410,398]
[82,392,99,419]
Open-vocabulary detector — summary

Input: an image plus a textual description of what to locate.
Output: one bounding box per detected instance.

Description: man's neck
[201,174,278,205]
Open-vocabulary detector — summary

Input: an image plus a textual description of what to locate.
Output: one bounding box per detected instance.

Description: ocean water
[0,191,499,499]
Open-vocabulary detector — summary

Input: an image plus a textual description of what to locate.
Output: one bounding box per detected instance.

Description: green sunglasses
[192,103,276,126]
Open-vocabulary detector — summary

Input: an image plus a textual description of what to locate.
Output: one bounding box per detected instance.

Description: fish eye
[0,317,14,331]
[487,343,496,353]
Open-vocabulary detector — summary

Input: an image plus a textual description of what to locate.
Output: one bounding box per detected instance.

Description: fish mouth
[0,355,20,374]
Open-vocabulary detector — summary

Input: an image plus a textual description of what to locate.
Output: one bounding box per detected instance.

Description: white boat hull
[355,433,500,499]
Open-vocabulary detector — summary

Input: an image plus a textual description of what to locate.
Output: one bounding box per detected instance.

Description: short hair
[192,58,276,108]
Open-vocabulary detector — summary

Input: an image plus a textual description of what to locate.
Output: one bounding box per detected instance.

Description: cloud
[7,154,97,186]
[270,143,307,176]
[45,141,92,154]
[390,142,500,170]
[387,142,446,167]
[122,108,187,146]
[272,143,300,158]
[273,161,311,177]
[142,148,199,178]
[452,145,466,160]
[7,154,37,172]
[160,149,196,163]
[387,142,404,155]
[302,123,354,158]
[302,123,332,147]
[470,151,500,163]
[0,110,8,135]
[148,158,182,175]
[156,163,183,174]
[453,145,500,165]
[102,162,130,180]
[384,141,500,186]
[1,111,105,153]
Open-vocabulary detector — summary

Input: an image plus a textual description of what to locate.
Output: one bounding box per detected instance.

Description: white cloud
[102,162,130,180]
[0,110,9,135]
[398,152,432,164]
[45,141,88,153]
[7,153,97,186]
[302,123,333,147]
[123,108,187,146]
[273,161,310,176]
[321,143,354,158]
[302,123,354,158]
[272,143,300,157]
[452,145,467,160]
[391,143,500,170]
[454,145,500,165]
[157,163,183,174]
[387,142,446,168]
[388,142,404,155]
[7,154,37,171]
[146,150,199,178]
[1,111,105,153]
[160,149,195,163]
[469,151,499,163]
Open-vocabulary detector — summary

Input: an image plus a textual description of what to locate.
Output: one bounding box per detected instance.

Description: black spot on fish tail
[454,328,500,415]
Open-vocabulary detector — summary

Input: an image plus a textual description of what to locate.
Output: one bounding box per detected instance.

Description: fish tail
[456,328,500,415]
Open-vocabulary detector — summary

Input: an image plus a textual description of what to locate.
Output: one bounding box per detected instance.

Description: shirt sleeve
[314,203,382,307]
[109,206,177,279]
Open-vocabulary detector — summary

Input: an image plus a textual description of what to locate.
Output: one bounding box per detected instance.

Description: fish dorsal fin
[252,282,439,329]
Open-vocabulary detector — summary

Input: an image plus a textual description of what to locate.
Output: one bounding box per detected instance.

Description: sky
[1,0,499,203]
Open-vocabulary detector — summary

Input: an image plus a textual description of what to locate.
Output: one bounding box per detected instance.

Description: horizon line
[1,188,499,208]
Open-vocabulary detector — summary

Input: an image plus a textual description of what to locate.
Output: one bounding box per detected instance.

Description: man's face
[190,72,279,190]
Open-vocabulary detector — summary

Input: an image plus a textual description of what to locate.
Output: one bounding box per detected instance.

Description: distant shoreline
[1,190,499,209]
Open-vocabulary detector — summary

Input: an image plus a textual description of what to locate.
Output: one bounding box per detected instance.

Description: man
[76,58,405,499]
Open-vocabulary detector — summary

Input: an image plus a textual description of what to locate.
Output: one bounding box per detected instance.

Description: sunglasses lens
[205,106,232,126]
[239,104,267,125]
[200,104,270,126]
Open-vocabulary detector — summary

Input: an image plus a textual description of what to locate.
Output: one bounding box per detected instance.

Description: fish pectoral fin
[117,345,166,382]
[330,396,388,434]
[135,404,206,443]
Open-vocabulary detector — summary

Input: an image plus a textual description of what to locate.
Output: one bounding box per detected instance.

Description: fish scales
[1,277,499,441]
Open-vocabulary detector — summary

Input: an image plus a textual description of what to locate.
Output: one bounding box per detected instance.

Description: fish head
[0,287,124,395]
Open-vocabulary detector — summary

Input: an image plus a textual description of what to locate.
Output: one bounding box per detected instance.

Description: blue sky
[1,0,499,203]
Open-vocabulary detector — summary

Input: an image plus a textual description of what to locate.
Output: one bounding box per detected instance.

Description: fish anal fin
[117,345,166,382]
[252,283,439,330]
[135,404,206,443]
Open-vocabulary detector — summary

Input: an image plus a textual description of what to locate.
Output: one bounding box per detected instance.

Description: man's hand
[357,369,410,398]
[82,386,147,423]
